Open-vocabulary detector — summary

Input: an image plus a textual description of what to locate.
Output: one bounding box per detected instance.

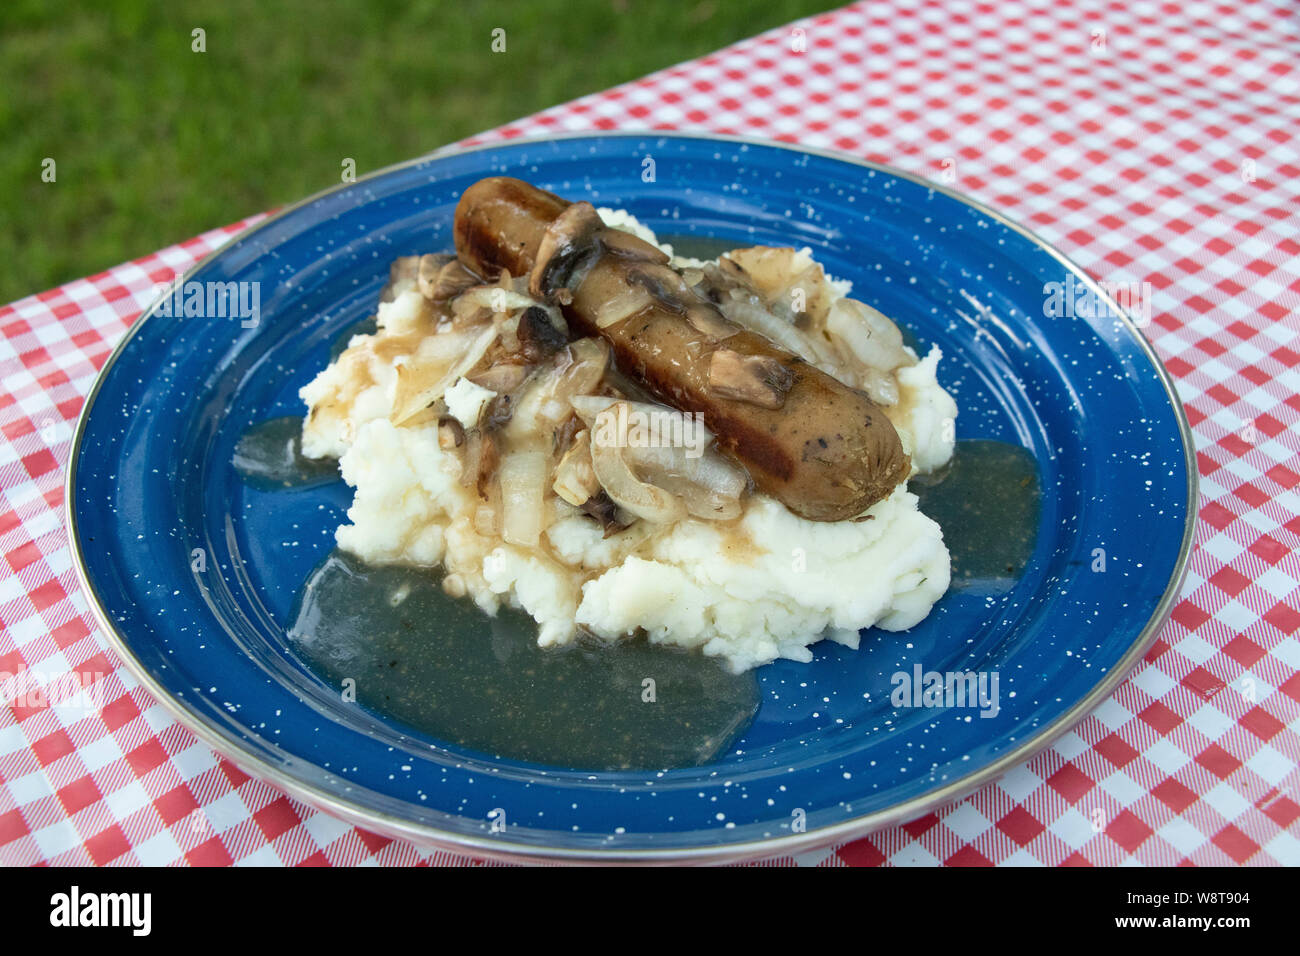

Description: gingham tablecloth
[2,0,1298,867]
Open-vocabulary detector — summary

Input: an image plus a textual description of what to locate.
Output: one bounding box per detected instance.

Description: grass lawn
[0,0,834,302]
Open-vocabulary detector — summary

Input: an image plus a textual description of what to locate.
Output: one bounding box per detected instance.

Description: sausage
[453,177,909,522]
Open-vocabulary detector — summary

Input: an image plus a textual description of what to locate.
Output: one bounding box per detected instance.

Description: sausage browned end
[453,177,910,522]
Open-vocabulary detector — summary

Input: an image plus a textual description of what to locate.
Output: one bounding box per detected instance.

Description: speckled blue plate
[68,133,1195,863]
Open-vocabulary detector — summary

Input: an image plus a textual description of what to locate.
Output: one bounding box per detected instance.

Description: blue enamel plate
[68,133,1195,862]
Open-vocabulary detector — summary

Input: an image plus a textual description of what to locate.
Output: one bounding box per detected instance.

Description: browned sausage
[454,177,909,522]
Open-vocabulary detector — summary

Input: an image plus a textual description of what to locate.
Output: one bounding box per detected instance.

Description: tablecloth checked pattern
[2,0,1297,866]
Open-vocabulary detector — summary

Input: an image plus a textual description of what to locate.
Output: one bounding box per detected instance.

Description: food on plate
[454,178,911,521]
[299,177,958,671]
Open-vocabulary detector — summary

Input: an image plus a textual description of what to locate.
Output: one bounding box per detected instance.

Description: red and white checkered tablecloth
[2,0,1297,867]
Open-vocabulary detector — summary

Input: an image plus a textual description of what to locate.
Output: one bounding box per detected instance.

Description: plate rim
[65,129,1199,864]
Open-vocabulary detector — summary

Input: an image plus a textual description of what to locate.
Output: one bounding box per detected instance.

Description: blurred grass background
[0,0,833,302]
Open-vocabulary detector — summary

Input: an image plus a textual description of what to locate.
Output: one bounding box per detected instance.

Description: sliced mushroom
[707,348,796,410]
[624,262,693,313]
[516,305,569,361]
[552,411,584,456]
[481,393,516,432]
[423,257,479,301]
[600,229,671,264]
[717,256,750,283]
[684,303,738,340]
[582,490,629,536]
[528,201,605,298]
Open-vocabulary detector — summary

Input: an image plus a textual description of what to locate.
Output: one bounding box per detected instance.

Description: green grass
[0,0,833,302]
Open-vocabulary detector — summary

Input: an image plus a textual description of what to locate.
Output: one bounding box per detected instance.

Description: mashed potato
[301,212,957,672]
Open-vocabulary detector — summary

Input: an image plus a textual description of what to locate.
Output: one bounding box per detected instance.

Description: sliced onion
[553,339,611,398]
[568,393,619,427]
[424,258,477,300]
[588,430,685,525]
[715,294,817,359]
[474,504,497,537]
[390,322,499,425]
[552,430,598,506]
[570,396,746,521]
[456,285,541,315]
[859,366,900,407]
[707,253,855,376]
[722,247,832,326]
[570,394,711,448]
[627,443,746,520]
[499,450,548,547]
[593,282,654,328]
[725,293,853,383]
[825,298,913,374]
[500,313,521,353]
[450,298,488,328]
[504,338,609,443]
